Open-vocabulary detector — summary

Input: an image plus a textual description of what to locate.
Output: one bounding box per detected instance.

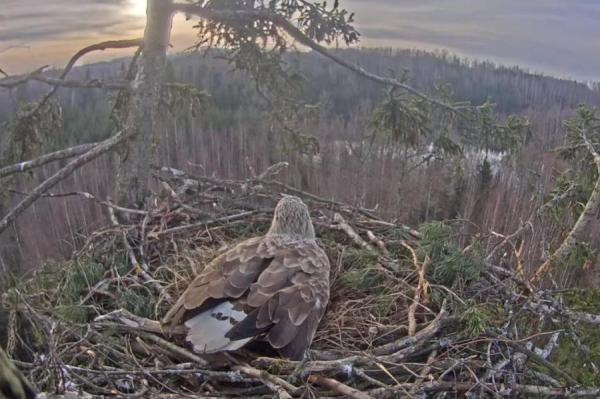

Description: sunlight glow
[129,0,147,16]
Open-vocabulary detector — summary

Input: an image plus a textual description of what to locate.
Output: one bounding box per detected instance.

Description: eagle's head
[267,195,315,239]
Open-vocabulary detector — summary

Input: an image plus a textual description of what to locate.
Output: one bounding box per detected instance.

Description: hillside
[2,48,600,278]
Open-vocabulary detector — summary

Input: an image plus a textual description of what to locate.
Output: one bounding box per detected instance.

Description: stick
[233,365,296,399]
[0,143,97,179]
[369,382,600,398]
[403,241,430,336]
[107,207,174,304]
[0,130,128,235]
[333,213,376,253]
[308,375,375,399]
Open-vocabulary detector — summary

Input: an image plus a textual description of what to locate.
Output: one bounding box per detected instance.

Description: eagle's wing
[161,236,267,327]
[162,235,330,360]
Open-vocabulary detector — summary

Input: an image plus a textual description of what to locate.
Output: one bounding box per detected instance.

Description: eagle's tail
[184,301,253,353]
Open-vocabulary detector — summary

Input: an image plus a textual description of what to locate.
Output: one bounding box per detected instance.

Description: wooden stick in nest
[402,241,431,336]
[308,375,375,399]
[107,205,174,304]
[233,365,296,399]
[333,212,377,253]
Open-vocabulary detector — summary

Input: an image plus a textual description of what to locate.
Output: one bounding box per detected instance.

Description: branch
[370,382,600,398]
[172,4,466,117]
[233,365,296,399]
[0,143,98,179]
[107,207,174,304]
[505,340,578,386]
[308,375,375,399]
[6,38,142,119]
[531,127,600,283]
[0,130,128,235]
[0,75,129,90]
[61,39,143,80]
[9,189,148,215]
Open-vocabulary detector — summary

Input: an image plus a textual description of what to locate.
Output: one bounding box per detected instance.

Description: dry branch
[308,375,375,399]
[0,74,129,90]
[532,126,600,283]
[32,38,142,113]
[0,130,128,235]
[0,143,98,179]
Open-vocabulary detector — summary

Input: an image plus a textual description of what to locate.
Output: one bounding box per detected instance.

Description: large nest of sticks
[2,163,600,398]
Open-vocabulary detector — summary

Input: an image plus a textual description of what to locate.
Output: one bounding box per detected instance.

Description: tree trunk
[532,158,600,282]
[115,0,173,207]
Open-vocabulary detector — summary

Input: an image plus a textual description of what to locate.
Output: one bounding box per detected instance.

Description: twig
[0,130,128,235]
[157,210,262,236]
[369,382,600,398]
[233,365,296,399]
[0,143,97,179]
[333,212,376,253]
[94,309,185,336]
[8,189,147,215]
[27,38,142,116]
[403,241,430,336]
[505,340,578,386]
[409,349,437,396]
[0,75,129,90]
[531,126,600,283]
[308,375,375,399]
[107,207,174,304]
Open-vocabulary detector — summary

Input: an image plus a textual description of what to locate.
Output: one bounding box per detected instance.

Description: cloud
[1,0,599,81]
[0,0,144,44]
[343,0,600,81]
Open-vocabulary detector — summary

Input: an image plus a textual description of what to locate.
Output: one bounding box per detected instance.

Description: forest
[2,0,600,397]
[3,48,600,281]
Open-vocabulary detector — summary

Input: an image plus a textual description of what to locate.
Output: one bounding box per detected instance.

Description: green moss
[372,292,396,318]
[550,289,600,386]
[459,303,502,338]
[57,305,93,324]
[118,287,157,319]
[418,221,482,286]
[339,248,384,291]
[61,260,105,303]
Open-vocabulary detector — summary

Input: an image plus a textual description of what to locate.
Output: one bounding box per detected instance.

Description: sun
[129,0,147,16]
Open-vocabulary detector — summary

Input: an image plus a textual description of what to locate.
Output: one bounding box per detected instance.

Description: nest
[2,164,599,398]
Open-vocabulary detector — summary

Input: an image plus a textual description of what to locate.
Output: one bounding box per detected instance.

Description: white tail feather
[184,301,252,353]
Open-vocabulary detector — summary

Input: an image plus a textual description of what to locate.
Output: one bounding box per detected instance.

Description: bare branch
[233,365,296,399]
[369,382,600,398]
[0,130,128,235]
[0,74,129,90]
[0,143,98,179]
[532,127,600,283]
[61,39,143,81]
[308,375,375,399]
[8,189,147,215]
[13,38,142,120]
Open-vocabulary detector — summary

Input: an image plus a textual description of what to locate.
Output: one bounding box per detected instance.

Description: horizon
[1,0,600,83]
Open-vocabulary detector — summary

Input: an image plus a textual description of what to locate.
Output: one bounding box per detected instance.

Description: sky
[1,0,599,82]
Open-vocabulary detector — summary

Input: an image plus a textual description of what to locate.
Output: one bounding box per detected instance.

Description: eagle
[162,195,330,360]
[0,347,36,399]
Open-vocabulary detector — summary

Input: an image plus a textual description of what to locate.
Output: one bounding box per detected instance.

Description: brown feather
[162,197,330,359]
